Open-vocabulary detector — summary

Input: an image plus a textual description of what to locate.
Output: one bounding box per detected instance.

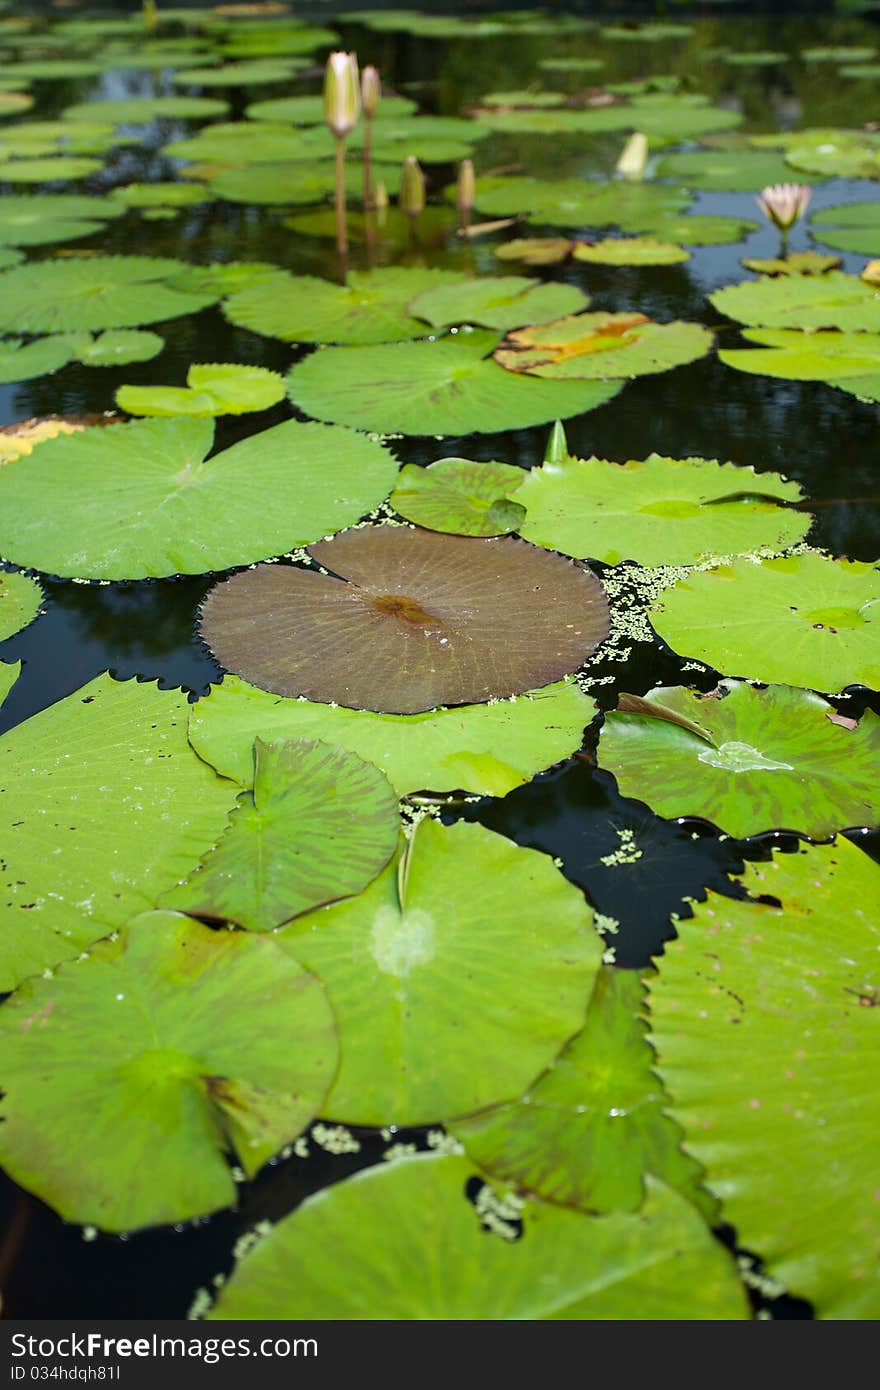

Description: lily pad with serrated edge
[224,266,464,346]
[116,363,284,418]
[572,238,690,266]
[408,275,589,332]
[165,261,280,297]
[653,149,798,192]
[0,416,399,581]
[0,911,338,1232]
[390,458,526,537]
[453,965,715,1218]
[0,660,19,709]
[188,674,597,800]
[468,176,691,232]
[494,238,574,266]
[786,138,880,180]
[62,96,229,124]
[0,415,99,464]
[517,453,808,566]
[642,213,759,246]
[277,817,603,1125]
[72,330,164,368]
[0,570,42,641]
[0,193,125,246]
[286,328,623,436]
[494,313,713,380]
[740,252,841,276]
[0,256,220,335]
[109,181,214,209]
[205,1154,747,1319]
[163,738,399,932]
[711,270,880,332]
[810,202,880,257]
[649,838,880,1318]
[199,525,609,714]
[597,681,880,838]
[0,675,238,992]
[0,336,76,384]
[648,551,880,694]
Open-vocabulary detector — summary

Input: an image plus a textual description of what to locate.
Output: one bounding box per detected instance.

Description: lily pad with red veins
[199,525,610,714]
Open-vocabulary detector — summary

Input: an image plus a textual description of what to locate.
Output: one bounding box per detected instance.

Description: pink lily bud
[456,157,475,212]
[361,65,381,119]
[400,155,425,217]
[756,182,811,232]
[324,51,360,139]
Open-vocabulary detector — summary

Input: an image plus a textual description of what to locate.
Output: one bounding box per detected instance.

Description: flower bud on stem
[456,157,475,232]
[324,51,361,260]
[400,155,425,242]
[361,65,381,209]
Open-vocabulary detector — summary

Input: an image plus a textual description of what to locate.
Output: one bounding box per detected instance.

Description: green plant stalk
[335,133,348,259]
[363,114,374,209]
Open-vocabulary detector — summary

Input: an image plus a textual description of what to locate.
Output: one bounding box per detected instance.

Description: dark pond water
[0,1,878,1320]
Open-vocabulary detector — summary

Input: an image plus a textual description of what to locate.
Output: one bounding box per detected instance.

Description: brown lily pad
[199,526,609,714]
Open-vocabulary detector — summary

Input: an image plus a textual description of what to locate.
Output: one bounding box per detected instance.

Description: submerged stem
[335,133,348,261]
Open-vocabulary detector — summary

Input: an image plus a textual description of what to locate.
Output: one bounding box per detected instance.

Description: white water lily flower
[756,182,812,232]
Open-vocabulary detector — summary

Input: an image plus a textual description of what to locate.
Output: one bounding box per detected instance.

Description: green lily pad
[801,45,876,61]
[0,336,76,384]
[740,252,841,276]
[0,911,337,1232]
[476,97,739,142]
[453,966,715,1219]
[72,329,164,367]
[839,62,880,79]
[277,818,602,1125]
[0,193,124,246]
[165,260,280,297]
[245,94,418,124]
[199,526,609,714]
[166,121,331,166]
[649,838,880,1318]
[206,1155,747,1319]
[390,458,526,537]
[3,59,107,79]
[286,329,623,436]
[188,674,596,800]
[643,213,759,246]
[208,159,401,206]
[470,176,690,232]
[283,204,455,251]
[786,137,880,179]
[0,570,42,641]
[171,60,296,86]
[711,271,880,331]
[0,416,398,581]
[116,363,284,418]
[0,155,103,182]
[494,313,714,380]
[598,681,880,838]
[810,202,880,256]
[0,675,237,992]
[109,181,213,209]
[0,247,22,269]
[224,266,465,346]
[601,22,694,40]
[0,660,20,708]
[0,256,219,334]
[721,50,787,65]
[572,237,690,266]
[539,57,605,72]
[517,453,807,566]
[494,237,574,266]
[720,328,880,399]
[220,25,338,58]
[163,738,399,932]
[408,275,589,332]
[654,149,797,191]
[648,552,880,694]
[0,93,33,118]
[62,96,229,124]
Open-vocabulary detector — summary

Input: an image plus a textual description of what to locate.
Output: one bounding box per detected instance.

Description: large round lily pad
[286,329,623,436]
[648,552,880,694]
[0,256,219,334]
[0,155,103,182]
[0,570,42,641]
[810,202,880,256]
[517,453,808,565]
[0,416,399,581]
[245,94,418,124]
[62,96,229,123]
[453,966,714,1218]
[649,838,880,1318]
[389,458,526,537]
[0,675,237,992]
[0,911,337,1232]
[0,336,76,384]
[469,176,690,232]
[163,738,399,932]
[597,681,880,838]
[493,313,713,380]
[206,1154,748,1319]
[0,193,124,246]
[710,271,880,332]
[572,237,690,266]
[277,818,603,1125]
[116,364,284,418]
[408,276,588,332]
[654,149,798,192]
[188,674,597,800]
[223,266,466,346]
[199,525,609,714]
[720,328,880,401]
